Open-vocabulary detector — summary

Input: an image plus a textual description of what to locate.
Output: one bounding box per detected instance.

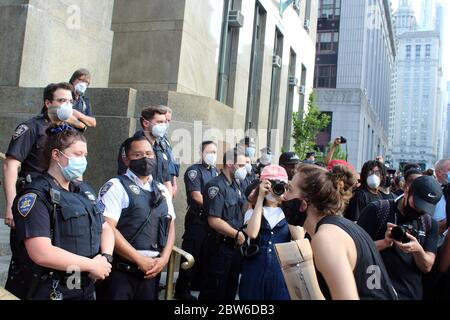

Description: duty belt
[208,233,236,248]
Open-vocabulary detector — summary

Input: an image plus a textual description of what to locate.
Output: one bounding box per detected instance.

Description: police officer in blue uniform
[67,68,97,130]
[117,105,173,197]
[3,83,75,229]
[174,141,219,300]
[163,107,180,196]
[96,135,176,300]
[5,126,114,300]
[198,148,248,300]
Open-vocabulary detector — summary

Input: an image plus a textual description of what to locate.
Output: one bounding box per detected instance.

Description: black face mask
[281,198,307,226]
[129,157,156,177]
[384,176,392,188]
[403,195,423,220]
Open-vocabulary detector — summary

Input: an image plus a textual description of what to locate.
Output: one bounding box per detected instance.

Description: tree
[292,93,331,160]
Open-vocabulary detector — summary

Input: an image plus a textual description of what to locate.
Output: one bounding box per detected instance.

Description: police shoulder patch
[129,185,140,195]
[17,193,37,218]
[12,124,29,140]
[208,186,220,200]
[97,200,106,214]
[99,181,113,197]
[187,170,198,182]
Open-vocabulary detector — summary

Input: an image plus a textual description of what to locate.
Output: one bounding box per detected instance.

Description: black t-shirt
[6,114,50,177]
[316,215,398,300]
[345,187,383,221]
[357,199,438,300]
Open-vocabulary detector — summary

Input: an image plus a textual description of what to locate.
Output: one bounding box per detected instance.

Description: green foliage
[292,93,331,159]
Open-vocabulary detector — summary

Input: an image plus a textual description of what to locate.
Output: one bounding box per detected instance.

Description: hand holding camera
[388,223,421,254]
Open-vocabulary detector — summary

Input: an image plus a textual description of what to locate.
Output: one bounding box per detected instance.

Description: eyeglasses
[53,98,74,104]
[368,170,381,177]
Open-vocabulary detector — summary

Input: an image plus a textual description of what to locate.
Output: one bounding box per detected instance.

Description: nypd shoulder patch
[97,200,106,214]
[12,124,29,140]
[17,193,37,218]
[187,170,198,182]
[208,186,220,200]
[129,185,140,195]
[99,181,113,197]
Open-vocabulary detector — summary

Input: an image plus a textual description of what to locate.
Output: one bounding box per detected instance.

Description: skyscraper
[391,1,443,169]
[314,0,396,170]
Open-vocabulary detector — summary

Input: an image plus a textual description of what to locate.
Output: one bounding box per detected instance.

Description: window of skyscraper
[317,31,339,53]
[415,45,421,60]
[406,45,411,59]
[425,44,431,59]
[318,0,340,19]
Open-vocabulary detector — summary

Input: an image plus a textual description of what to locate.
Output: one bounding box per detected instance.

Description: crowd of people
[1,69,450,300]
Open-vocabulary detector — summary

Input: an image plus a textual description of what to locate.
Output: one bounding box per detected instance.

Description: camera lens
[340,136,347,144]
[391,226,410,243]
[270,180,287,196]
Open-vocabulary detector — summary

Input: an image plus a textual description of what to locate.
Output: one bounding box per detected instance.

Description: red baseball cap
[326,159,356,173]
[260,165,288,183]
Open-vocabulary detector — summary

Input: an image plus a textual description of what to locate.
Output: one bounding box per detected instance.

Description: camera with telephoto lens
[339,136,347,144]
[269,179,287,196]
[390,224,419,243]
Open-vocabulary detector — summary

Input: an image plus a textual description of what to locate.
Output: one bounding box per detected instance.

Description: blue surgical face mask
[246,147,256,158]
[447,172,450,183]
[74,82,87,96]
[58,151,87,181]
[152,123,167,138]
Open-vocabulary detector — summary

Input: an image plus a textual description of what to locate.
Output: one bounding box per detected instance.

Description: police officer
[198,148,248,300]
[117,105,173,197]
[67,68,97,130]
[5,126,114,300]
[162,106,180,196]
[96,135,175,300]
[174,141,219,300]
[279,151,300,181]
[3,83,75,229]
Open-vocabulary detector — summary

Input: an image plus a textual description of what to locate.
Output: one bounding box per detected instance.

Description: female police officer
[5,125,114,300]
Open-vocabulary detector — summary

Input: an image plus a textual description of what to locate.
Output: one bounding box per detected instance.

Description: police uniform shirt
[162,135,180,178]
[73,96,94,117]
[97,169,175,256]
[6,113,50,177]
[185,163,218,210]
[203,173,244,231]
[13,178,104,245]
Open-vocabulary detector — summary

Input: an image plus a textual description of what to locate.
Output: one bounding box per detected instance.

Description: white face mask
[234,167,248,181]
[245,163,253,174]
[48,102,73,122]
[75,82,87,95]
[204,153,217,166]
[260,153,272,165]
[367,174,381,190]
[152,123,167,138]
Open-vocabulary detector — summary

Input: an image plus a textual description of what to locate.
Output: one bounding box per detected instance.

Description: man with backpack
[357,175,441,300]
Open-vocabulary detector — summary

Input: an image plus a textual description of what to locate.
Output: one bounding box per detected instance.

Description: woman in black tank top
[283,164,397,300]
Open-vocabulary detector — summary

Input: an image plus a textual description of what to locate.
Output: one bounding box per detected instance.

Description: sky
[391,0,450,86]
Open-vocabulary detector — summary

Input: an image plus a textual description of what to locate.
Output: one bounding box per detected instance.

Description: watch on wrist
[101,253,113,264]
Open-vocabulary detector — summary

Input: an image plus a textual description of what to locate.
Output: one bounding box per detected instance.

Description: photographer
[283,164,397,300]
[357,175,441,299]
[238,165,302,300]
